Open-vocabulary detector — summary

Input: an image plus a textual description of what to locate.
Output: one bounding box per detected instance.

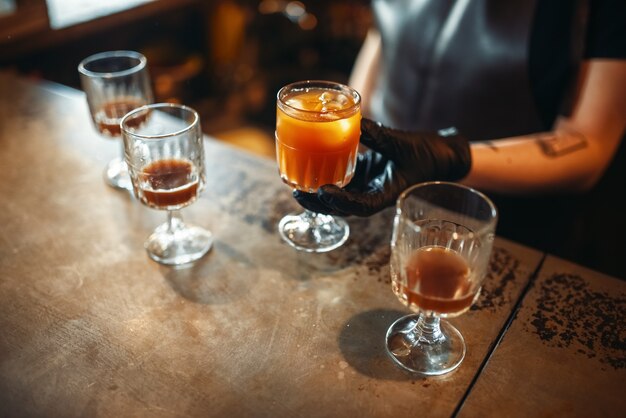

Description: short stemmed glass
[78,50,154,191]
[386,181,498,375]
[121,103,213,266]
[275,80,361,252]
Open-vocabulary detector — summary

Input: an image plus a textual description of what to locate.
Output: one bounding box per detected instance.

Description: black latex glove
[293,118,471,217]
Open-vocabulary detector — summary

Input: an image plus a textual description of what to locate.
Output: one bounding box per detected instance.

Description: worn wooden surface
[0,73,621,417]
[459,256,626,418]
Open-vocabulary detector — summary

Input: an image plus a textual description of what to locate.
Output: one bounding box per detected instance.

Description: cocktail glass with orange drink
[276,80,361,252]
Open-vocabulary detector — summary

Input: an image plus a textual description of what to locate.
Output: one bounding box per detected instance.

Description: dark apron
[370,0,544,140]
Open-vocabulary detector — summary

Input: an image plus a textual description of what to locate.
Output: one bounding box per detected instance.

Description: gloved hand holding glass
[293,118,472,217]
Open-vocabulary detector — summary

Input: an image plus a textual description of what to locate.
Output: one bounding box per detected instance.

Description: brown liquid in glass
[140,159,198,209]
[96,98,146,136]
[399,246,475,314]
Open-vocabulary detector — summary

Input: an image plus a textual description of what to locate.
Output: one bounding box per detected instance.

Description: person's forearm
[462,123,611,195]
[349,29,381,118]
[464,60,626,195]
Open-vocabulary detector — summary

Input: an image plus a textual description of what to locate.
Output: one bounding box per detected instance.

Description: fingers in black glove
[292,190,348,217]
[318,184,389,217]
[360,118,472,181]
[293,118,472,218]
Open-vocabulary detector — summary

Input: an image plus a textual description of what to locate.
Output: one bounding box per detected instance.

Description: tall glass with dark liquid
[78,50,153,191]
[121,103,212,266]
[386,181,498,375]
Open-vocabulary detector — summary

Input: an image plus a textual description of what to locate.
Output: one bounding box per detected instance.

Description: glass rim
[396,181,498,231]
[121,103,199,140]
[277,80,361,117]
[78,50,147,78]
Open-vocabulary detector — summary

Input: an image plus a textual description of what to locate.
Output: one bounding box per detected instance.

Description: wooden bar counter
[0,73,624,417]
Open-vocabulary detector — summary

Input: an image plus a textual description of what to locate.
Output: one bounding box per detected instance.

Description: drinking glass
[386,181,497,375]
[275,80,361,252]
[78,50,154,191]
[121,103,212,266]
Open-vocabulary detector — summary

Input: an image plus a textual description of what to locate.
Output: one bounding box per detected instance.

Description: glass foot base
[278,210,349,253]
[104,157,133,191]
[145,220,213,266]
[385,314,466,376]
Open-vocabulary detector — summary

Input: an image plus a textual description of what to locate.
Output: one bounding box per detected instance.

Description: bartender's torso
[369,0,581,140]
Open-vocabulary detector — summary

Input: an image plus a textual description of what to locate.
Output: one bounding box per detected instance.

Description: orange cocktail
[276,82,361,192]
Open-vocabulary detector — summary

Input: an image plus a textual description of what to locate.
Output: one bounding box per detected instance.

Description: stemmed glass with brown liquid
[78,50,154,191]
[387,181,497,375]
[121,103,212,265]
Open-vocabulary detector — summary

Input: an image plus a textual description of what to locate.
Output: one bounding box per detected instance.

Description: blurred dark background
[0,0,372,157]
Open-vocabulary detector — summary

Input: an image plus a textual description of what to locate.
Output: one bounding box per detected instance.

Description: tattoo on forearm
[535,130,588,158]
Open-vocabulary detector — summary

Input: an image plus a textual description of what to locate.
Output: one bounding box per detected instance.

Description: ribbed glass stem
[412,315,445,345]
